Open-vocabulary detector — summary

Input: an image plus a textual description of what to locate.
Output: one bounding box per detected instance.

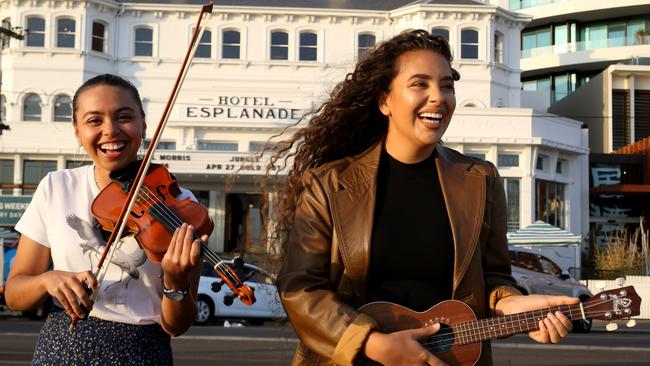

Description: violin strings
[416,296,631,349]
[133,186,243,287]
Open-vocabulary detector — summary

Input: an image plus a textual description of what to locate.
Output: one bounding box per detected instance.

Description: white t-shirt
[16,164,195,325]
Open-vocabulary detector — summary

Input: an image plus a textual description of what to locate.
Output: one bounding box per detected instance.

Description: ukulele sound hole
[420,323,454,353]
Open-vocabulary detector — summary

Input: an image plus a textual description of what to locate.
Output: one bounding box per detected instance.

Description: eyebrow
[81,106,135,120]
[408,73,455,82]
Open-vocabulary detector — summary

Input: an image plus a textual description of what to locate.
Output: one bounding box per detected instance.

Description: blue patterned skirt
[32,308,172,365]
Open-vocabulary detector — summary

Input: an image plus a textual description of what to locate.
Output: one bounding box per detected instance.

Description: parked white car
[195,260,286,325]
[509,248,593,333]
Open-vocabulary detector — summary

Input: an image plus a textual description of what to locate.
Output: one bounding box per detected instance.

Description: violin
[91,161,255,302]
[92,162,214,263]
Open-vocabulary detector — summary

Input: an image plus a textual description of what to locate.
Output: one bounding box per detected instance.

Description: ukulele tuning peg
[626,319,637,328]
[210,281,223,293]
[605,322,618,332]
[615,277,626,287]
[595,280,607,292]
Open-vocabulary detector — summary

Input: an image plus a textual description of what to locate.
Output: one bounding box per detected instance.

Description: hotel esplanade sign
[177,94,308,123]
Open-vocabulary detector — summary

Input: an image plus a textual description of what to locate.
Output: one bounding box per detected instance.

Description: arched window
[53,95,72,122]
[57,18,75,48]
[26,16,45,47]
[494,32,504,63]
[358,33,375,57]
[270,31,288,60]
[299,32,317,61]
[461,29,479,59]
[222,29,240,59]
[431,28,449,41]
[134,27,153,56]
[92,21,106,52]
[195,29,211,58]
[23,94,41,121]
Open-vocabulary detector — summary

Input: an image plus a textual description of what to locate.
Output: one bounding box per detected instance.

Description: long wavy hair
[264,29,458,253]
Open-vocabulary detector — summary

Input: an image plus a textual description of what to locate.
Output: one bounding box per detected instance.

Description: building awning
[507,221,581,246]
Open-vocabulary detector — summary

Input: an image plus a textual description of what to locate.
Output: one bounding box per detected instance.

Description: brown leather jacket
[276,142,520,366]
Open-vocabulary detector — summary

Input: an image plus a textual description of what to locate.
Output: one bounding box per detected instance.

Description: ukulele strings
[134,186,243,287]
[418,296,631,349]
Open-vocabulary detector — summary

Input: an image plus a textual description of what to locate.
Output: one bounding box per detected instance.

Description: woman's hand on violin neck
[363,325,449,366]
[43,270,97,318]
[162,223,203,289]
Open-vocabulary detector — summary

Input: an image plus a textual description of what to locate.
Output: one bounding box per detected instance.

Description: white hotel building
[0,0,588,266]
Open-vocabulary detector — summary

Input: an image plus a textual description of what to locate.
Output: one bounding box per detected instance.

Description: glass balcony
[522,35,649,58]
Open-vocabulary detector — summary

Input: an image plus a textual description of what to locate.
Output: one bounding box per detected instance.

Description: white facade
[0,0,588,256]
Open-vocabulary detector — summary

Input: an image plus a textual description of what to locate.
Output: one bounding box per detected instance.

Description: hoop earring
[72,143,87,167]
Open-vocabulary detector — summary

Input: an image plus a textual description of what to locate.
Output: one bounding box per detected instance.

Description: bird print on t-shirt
[65,214,147,288]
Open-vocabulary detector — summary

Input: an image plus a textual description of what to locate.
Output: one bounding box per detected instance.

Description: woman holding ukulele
[274,30,578,366]
[5,74,205,365]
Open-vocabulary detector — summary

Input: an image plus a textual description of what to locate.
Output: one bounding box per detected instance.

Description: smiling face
[74,84,145,184]
[379,49,456,163]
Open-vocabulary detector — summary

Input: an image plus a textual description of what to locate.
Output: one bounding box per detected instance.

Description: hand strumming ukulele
[359,286,641,366]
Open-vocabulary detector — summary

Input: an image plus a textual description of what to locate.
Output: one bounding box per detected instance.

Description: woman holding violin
[5,74,205,365]
[274,30,578,366]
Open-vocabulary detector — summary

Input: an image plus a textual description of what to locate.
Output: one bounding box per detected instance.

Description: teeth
[100,142,125,151]
[419,112,443,119]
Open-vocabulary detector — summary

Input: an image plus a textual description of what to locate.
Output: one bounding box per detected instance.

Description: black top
[367,148,454,312]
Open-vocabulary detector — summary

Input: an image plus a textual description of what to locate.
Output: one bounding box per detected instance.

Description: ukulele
[359,286,641,366]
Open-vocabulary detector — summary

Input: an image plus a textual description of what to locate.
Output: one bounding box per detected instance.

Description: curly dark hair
[264,29,459,252]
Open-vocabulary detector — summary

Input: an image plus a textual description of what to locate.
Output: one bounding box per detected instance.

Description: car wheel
[572,318,592,333]
[195,296,214,325]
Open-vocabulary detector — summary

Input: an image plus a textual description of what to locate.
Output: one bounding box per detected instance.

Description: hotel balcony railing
[522,35,650,58]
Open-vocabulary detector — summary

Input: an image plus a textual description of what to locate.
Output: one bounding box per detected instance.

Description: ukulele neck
[449,304,583,345]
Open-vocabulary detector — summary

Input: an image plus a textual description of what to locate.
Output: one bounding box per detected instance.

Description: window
[92,21,106,52]
[522,28,551,58]
[52,95,72,122]
[503,177,520,232]
[461,29,478,59]
[556,159,566,174]
[299,32,317,61]
[26,17,45,47]
[195,29,211,58]
[535,180,565,228]
[22,160,57,195]
[2,18,11,49]
[1,95,6,122]
[498,153,519,167]
[197,141,238,151]
[494,32,504,63]
[536,155,544,170]
[222,30,240,59]
[431,28,449,41]
[23,94,41,121]
[0,159,14,195]
[143,139,176,150]
[270,31,288,60]
[357,33,375,57]
[134,27,153,56]
[538,255,562,276]
[56,18,75,48]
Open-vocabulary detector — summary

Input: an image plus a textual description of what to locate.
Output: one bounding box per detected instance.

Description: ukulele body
[359,300,481,366]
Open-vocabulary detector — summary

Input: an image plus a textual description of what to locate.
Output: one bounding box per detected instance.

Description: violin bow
[70,2,214,331]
